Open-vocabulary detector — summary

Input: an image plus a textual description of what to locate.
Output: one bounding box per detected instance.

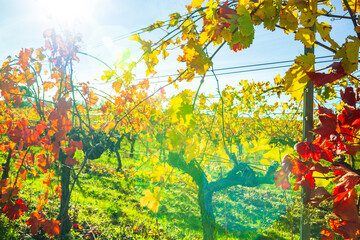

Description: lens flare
[37,0,97,25]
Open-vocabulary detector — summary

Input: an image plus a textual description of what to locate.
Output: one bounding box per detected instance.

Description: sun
[37,0,98,25]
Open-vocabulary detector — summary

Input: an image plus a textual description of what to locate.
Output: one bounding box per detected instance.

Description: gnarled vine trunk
[199,186,216,240]
[167,152,278,240]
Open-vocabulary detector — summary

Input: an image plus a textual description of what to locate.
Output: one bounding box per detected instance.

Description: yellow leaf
[34,62,42,74]
[299,12,316,27]
[279,9,298,33]
[316,22,331,41]
[260,159,270,166]
[316,22,339,50]
[274,74,283,85]
[333,102,345,112]
[295,53,315,71]
[150,156,159,165]
[190,0,205,8]
[140,187,161,213]
[346,40,360,63]
[295,28,315,48]
[263,148,281,162]
[221,28,232,42]
[313,171,331,188]
[343,0,360,13]
[334,37,360,74]
[287,79,308,102]
[129,34,140,42]
[245,138,271,154]
[103,121,116,134]
[284,53,314,101]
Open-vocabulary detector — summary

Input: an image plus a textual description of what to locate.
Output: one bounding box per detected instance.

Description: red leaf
[345,144,360,156]
[42,219,60,236]
[3,198,28,220]
[280,154,295,173]
[307,62,346,87]
[26,212,43,235]
[57,98,72,115]
[307,186,331,207]
[274,169,291,190]
[311,163,330,174]
[291,158,308,177]
[319,105,334,115]
[333,170,360,200]
[232,43,243,52]
[313,109,339,141]
[17,48,32,71]
[341,87,358,107]
[50,142,60,159]
[297,171,315,191]
[101,104,110,114]
[70,139,83,150]
[333,165,349,176]
[64,146,76,156]
[36,121,48,135]
[65,156,79,165]
[328,219,359,239]
[295,142,311,160]
[295,141,331,161]
[219,1,236,20]
[26,212,60,237]
[338,106,360,130]
[333,189,359,222]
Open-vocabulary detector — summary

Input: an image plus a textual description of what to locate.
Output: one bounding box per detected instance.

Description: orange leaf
[19,167,27,180]
[0,124,5,134]
[42,219,60,236]
[17,48,32,71]
[87,91,99,106]
[43,82,55,91]
[320,227,335,240]
[37,154,53,173]
[112,81,122,93]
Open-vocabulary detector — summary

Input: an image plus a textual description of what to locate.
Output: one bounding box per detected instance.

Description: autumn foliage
[2,0,360,239]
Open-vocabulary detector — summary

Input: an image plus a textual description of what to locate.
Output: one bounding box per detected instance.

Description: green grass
[0,150,333,239]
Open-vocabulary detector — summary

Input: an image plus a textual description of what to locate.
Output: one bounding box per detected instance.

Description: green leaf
[279,9,298,33]
[299,12,316,27]
[234,4,254,48]
[122,48,131,61]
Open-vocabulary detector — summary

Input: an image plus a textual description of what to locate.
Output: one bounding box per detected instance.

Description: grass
[0,150,334,239]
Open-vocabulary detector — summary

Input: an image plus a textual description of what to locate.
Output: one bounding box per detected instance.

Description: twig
[343,0,360,39]
[8,148,30,203]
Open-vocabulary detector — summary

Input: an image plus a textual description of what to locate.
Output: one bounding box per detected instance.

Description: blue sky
[0,0,355,97]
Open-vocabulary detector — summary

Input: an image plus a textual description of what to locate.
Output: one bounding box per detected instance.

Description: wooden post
[300,26,315,240]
